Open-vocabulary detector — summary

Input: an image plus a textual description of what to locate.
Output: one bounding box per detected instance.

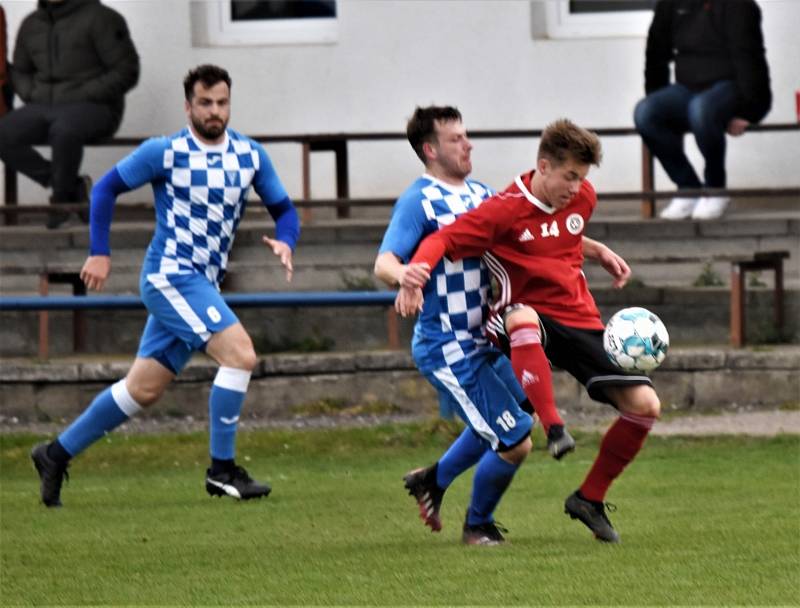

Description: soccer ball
[603,307,669,372]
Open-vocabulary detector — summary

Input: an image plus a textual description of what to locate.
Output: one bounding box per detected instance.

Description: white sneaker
[659,197,698,220]
[692,196,730,220]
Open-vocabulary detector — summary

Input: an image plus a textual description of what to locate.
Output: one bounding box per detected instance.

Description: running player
[31,64,299,507]
[375,106,532,545]
[400,119,661,543]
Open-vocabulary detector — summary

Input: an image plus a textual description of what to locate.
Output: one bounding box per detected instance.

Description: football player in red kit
[397,119,661,543]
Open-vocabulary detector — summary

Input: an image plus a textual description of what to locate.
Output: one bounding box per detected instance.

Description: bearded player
[31,64,299,507]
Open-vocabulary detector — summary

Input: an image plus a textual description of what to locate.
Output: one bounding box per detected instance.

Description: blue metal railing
[0,291,398,311]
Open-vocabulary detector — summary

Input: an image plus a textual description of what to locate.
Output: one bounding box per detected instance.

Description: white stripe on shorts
[432,366,499,450]
[146,272,211,342]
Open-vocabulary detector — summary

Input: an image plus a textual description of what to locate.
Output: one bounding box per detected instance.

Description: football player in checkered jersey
[401,119,663,544]
[374,106,534,546]
[31,65,299,507]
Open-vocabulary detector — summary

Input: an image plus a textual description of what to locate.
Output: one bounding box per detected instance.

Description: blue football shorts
[424,350,533,452]
[137,271,239,374]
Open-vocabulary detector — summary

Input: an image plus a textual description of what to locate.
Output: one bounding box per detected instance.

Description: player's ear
[422,141,436,163]
[537,157,550,175]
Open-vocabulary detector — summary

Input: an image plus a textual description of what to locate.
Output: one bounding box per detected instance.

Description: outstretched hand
[262,236,293,282]
[80,255,111,292]
[395,285,423,317]
[597,246,631,289]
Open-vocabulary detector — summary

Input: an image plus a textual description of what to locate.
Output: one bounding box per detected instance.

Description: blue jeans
[633,81,739,189]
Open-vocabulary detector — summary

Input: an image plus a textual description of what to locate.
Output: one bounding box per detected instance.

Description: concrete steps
[1,347,797,426]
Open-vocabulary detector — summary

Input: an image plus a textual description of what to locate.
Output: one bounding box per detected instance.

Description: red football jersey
[411,170,604,330]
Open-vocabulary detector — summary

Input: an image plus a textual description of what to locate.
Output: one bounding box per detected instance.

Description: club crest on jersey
[566,213,585,235]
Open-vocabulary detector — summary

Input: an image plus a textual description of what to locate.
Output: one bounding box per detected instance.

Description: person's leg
[0,104,54,187]
[687,80,739,189]
[32,356,174,507]
[204,322,258,474]
[634,84,702,190]
[566,385,659,543]
[504,307,575,459]
[687,81,740,220]
[579,385,660,503]
[48,103,116,202]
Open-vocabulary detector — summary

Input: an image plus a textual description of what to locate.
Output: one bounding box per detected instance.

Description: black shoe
[462,519,508,546]
[403,464,445,532]
[564,490,620,543]
[31,443,69,507]
[547,425,576,460]
[205,465,271,500]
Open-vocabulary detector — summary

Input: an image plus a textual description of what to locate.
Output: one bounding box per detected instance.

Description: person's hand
[263,236,293,282]
[727,117,750,136]
[597,245,631,289]
[80,255,111,292]
[398,262,430,289]
[395,286,423,317]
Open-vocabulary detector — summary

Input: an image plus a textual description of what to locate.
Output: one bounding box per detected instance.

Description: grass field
[1,423,798,606]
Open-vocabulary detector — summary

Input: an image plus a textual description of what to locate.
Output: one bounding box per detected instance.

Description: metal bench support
[730,251,789,347]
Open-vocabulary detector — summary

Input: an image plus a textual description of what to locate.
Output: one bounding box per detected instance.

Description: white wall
[2,0,798,203]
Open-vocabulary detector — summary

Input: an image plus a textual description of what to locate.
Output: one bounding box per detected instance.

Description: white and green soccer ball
[603,307,669,372]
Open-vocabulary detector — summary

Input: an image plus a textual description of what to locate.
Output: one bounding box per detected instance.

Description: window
[192,0,338,47]
[535,0,656,39]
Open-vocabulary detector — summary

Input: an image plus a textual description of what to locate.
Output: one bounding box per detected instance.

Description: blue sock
[437,427,487,489]
[467,450,519,526]
[58,380,142,457]
[209,367,251,461]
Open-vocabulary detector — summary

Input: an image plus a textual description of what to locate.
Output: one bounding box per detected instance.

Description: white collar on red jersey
[514,173,555,215]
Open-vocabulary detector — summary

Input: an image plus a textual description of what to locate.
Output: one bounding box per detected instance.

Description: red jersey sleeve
[409,195,514,268]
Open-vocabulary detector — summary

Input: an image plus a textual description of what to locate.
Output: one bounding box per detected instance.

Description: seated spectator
[1,5,9,117]
[633,0,771,221]
[0,0,139,228]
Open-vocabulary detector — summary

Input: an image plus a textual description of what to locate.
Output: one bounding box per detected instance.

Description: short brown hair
[406,105,463,164]
[538,119,602,167]
[183,65,232,101]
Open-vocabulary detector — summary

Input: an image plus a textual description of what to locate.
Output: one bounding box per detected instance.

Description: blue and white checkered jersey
[379,174,494,373]
[115,127,288,287]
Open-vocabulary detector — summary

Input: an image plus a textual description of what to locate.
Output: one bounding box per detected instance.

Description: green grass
[1,425,799,606]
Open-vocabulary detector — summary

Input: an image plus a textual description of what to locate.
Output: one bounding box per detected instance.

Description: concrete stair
[1,211,798,356]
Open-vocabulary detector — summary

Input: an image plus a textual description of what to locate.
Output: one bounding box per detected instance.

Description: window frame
[192,1,338,47]
[542,0,653,39]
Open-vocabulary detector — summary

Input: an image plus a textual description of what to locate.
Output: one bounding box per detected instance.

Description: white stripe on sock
[214,367,251,393]
[111,379,143,417]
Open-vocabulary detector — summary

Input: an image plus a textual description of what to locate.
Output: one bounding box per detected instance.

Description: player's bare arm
[374,251,430,288]
[80,255,111,292]
[262,236,293,282]
[582,236,630,289]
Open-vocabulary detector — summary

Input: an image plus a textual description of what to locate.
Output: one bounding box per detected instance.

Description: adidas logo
[521,369,539,387]
[518,228,535,242]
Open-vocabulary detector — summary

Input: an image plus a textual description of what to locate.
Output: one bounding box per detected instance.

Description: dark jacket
[11,0,139,129]
[644,0,771,123]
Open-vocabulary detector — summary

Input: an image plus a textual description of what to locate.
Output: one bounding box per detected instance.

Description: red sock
[580,413,655,503]
[509,323,562,433]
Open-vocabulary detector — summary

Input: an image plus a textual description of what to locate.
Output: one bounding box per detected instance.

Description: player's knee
[126,381,164,407]
[499,435,532,466]
[505,306,540,332]
[230,341,258,371]
[620,387,661,419]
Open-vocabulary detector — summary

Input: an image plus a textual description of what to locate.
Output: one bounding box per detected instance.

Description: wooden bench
[5,122,796,223]
[730,251,791,347]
